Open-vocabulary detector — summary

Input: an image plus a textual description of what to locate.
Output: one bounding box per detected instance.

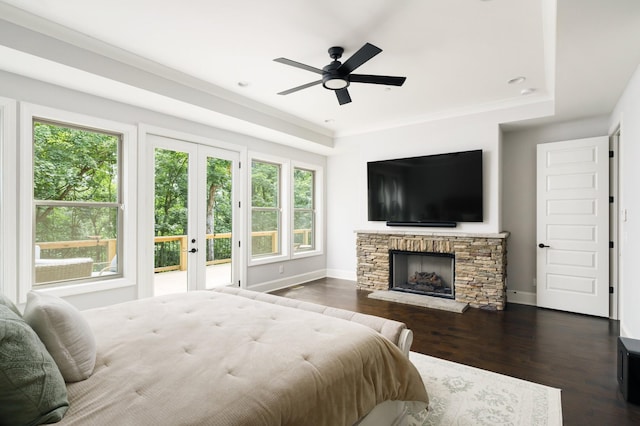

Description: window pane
[33,121,119,203]
[34,205,118,285]
[294,167,315,253]
[294,211,314,252]
[294,168,314,209]
[251,161,280,208]
[251,210,280,256]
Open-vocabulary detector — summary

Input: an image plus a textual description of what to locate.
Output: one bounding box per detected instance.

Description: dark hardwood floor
[273,278,640,426]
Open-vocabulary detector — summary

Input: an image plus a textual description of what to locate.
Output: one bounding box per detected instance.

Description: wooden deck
[153,263,232,296]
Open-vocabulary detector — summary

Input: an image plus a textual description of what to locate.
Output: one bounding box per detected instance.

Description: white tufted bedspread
[60,291,428,426]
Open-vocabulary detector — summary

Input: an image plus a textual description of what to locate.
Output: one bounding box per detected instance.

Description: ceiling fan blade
[350,74,407,86]
[339,43,382,74]
[277,80,322,95]
[335,88,352,105]
[273,58,324,74]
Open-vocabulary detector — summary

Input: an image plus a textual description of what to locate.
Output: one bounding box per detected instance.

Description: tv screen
[367,149,483,225]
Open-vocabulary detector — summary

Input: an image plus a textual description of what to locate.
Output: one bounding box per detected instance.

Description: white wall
[325,105,550,279]
[610,64,640,338]
[501,116,609,304]
[0,70,327,308]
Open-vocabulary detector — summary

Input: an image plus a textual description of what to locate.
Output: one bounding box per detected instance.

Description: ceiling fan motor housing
[322,60,349,90]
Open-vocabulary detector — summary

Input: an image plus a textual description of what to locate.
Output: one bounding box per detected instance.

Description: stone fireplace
[356,230,509,310]
[390,251,455,299]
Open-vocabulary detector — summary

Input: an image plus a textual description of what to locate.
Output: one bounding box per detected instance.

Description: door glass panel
[204,156,233,288]
[153,147,189,295]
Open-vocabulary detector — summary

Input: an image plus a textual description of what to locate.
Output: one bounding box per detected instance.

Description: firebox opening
[389,250,455,299]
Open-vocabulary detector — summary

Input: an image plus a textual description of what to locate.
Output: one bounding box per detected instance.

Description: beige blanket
[61,291,428,425]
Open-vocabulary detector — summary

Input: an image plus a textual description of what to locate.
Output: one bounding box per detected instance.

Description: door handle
[538,243,550,248]
[189,248,198,253]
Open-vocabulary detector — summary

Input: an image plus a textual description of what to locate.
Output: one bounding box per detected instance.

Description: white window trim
[248,152,290,266]
[18,103,138,303]
[291,160,324,259]
[0,97,17,303]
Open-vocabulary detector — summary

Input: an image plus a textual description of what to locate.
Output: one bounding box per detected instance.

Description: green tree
[154,148,188,236]
[251,161,280,255]
[206,158,232,260]
[33,122,119,244]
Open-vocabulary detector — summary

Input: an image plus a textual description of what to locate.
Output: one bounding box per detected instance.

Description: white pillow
[23,291,96,382]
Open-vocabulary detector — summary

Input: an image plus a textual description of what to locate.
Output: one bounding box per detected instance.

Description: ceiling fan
[274,42,406,105]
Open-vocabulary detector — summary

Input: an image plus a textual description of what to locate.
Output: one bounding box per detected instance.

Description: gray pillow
[0,304,69,425]
[23,291,97,382]
[0,293,21,317]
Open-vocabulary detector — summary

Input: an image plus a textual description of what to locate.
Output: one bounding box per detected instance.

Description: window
[251,160,282,258]
[293,167,315,253]
[249,155,322,265]
[32,120,122,286]
[19,103,137,301]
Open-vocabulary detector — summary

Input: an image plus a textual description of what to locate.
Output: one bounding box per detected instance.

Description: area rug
[408,352,563,426]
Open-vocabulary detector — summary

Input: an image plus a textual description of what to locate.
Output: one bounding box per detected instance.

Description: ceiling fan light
[323,77,349,90]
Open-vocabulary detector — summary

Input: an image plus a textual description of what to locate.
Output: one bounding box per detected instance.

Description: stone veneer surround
[356,230,510,310]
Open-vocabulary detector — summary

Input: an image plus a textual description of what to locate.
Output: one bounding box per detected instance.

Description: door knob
[538,243,550,248]
[189,248,198,253]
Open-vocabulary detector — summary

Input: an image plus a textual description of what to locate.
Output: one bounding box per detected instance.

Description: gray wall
[501,115,610,301]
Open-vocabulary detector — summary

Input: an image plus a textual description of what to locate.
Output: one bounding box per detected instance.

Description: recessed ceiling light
[520,88,536,95]
[237,81,250,88]
[508,76,526,85]
[324,119,335,123]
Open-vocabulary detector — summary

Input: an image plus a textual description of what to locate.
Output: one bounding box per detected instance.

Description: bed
[7,287,429,425]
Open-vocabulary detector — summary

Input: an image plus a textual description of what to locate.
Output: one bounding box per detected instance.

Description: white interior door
[536,136,609,317]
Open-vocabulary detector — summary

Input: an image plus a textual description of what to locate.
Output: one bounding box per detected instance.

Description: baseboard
[506,290,537,306]
[247,269,326,293]
[325,269,357,281]
[620,322,631,338]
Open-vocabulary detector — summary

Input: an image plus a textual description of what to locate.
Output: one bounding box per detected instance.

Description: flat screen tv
[367,149,483,226]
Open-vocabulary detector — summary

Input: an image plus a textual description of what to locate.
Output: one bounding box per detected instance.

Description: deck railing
[36,229,311,273]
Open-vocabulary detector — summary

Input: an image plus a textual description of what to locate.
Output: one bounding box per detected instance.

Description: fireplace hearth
[390,250,454,299]
[356,230,509,310]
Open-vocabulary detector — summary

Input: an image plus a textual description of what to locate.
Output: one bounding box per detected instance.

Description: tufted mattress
[60,290,428,425]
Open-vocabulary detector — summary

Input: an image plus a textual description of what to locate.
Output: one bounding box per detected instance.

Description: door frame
[609,127,621,320]
[137,124,247,298]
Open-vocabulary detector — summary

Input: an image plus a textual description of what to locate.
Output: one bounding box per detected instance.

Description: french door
[142,133,240,296]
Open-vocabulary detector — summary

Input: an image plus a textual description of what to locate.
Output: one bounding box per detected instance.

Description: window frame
[248,152,289,266]
[18,103,137,303]
[291,161,323,259]
[0,97,17,303]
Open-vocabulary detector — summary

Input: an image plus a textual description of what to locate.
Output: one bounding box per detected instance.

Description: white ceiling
[0,0,639,144]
